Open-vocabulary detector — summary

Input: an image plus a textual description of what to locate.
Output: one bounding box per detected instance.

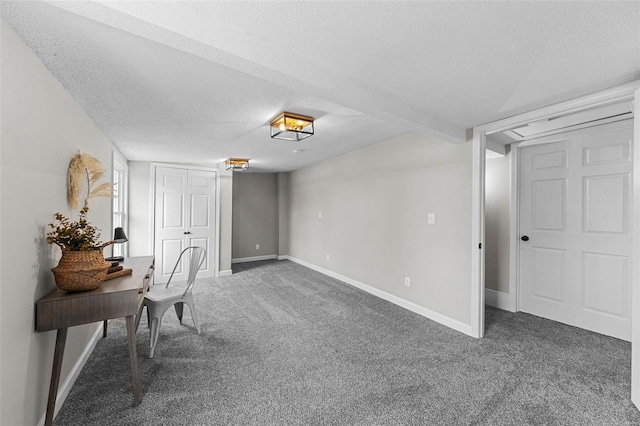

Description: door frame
[471,81,640,407]
[150,163,220,278]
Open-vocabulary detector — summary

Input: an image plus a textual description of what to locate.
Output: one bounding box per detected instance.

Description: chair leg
[174,302,184,324]
[149,315,162,359]
[190,303,201,335]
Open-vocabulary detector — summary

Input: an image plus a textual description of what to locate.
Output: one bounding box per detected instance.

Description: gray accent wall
[485,150,511,293]
[277,172,290,257]
[1,22,114,425]
[232,173,278,259]
[285,132,473,324]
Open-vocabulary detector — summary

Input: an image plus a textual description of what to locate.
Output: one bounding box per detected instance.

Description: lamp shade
[113,227,128,243]
[270,112,314,141]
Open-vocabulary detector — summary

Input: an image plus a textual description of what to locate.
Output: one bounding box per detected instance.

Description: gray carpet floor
[54,260,640,425]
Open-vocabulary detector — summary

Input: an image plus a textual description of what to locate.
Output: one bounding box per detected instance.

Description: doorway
[153,165,218,283]
[471,81,640,408]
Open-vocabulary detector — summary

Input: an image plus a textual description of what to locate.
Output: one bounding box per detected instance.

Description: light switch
[427,213,436,224]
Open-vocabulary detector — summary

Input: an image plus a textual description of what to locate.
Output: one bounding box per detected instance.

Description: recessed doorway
[471,81,640,408]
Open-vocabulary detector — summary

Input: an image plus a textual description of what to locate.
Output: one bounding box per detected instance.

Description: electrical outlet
[405,277,411,287]
[427,213,436,225]
[326,254,330,262]
[256,244,260,250]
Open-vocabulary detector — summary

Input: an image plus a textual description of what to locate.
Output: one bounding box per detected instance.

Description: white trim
[511,114,632,142]
[287,256,473,337]
[517,118,634,148]
[509,145,519,311]
[476,81,640,136]
[277,255,290,261]
[147,164,156,255]
[471,128,486,338]
[37,324,102,426]
[632,87,640,409]
[112,150,129,258]
[232,254,277,264]
[215,168,221,277]
[218,269,232,277]
[485,289,515,312]
[150,163,222,172]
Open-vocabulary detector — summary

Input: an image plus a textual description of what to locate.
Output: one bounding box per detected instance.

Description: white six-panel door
[154,166,216,284]
[519,121,633,341]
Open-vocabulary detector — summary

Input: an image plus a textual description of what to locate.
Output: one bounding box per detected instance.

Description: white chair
[136,246,206,358]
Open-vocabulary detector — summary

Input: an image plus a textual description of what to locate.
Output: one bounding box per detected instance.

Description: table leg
[103,320,108,338]
[45,327,68,426]
[125,315,142,405]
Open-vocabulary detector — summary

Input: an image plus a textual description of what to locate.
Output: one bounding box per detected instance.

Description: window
[112,151,128,258]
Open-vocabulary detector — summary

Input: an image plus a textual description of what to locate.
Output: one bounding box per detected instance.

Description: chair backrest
[165,246,207,296]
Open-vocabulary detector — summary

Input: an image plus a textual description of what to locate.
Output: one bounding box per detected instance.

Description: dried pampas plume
[68,152,113,209]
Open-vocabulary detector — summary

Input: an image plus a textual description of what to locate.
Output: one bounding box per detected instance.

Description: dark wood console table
[36,256,154,426]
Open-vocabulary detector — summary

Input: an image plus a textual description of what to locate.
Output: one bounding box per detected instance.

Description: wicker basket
[51,249,110,292]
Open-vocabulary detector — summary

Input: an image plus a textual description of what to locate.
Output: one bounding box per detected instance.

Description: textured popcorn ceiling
[2,1,639,171]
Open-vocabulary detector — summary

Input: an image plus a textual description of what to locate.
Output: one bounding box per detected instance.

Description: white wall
[1,22,114,425]
[485,149,511,293]
[286,132,473,325]
[127,161,233,274]
[218,165,233,274]
[128,161,153,256]
[232,173,278,260]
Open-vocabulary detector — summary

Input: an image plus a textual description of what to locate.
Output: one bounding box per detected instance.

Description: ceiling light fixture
[270,112,314,141]
[225,158,249,171]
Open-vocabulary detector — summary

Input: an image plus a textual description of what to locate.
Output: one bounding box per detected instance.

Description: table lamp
[105,227,128,262]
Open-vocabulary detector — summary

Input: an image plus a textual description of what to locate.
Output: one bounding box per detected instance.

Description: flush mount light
[270,112,314,141]
[225,158,249,171]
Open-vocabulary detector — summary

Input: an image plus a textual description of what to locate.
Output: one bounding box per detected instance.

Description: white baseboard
[231,255,277,264]
[485,288,515,312]
[37,323,103,426]
[277,255,290,261]
[287,256,474,337]
[218,269,232,277]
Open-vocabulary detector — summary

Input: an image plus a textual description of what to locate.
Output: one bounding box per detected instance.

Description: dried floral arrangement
[46,206,109,251]
[68,152,113,209]
[46,152,114,252]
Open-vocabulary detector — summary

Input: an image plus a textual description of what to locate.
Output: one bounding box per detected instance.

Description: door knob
[184,231,191,235]
[521,235,529,241]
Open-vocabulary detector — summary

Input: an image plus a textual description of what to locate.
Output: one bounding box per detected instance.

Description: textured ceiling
[2,1,639,172]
